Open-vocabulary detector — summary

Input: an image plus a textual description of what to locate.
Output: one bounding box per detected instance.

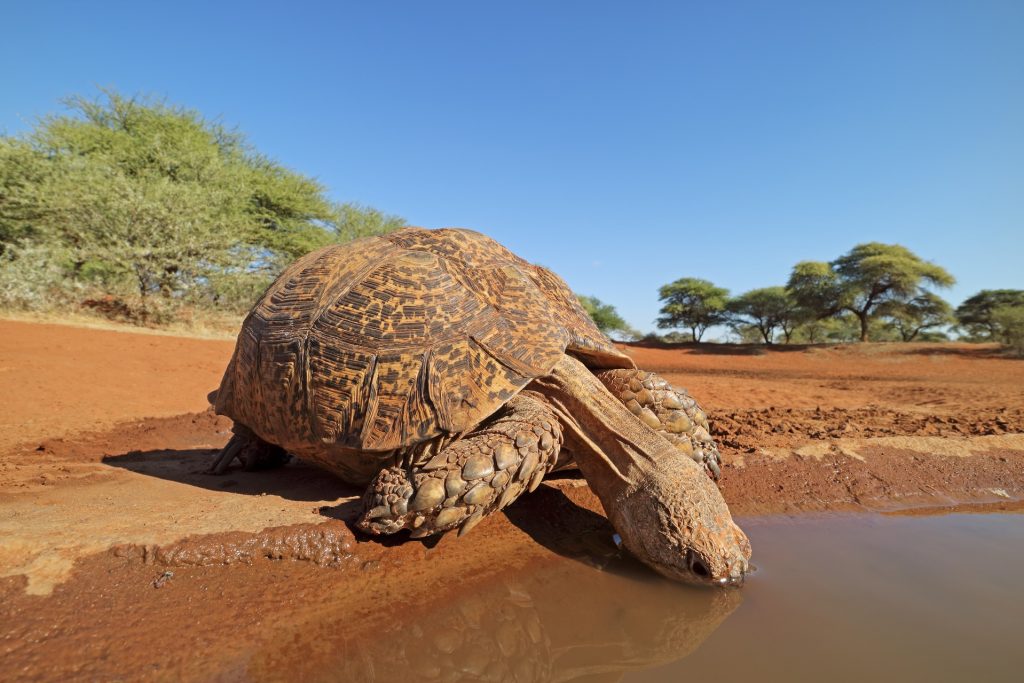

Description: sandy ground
[1,318,1023,679]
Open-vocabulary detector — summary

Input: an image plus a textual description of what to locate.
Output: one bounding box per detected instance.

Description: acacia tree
[991,306,1024,356]
[955,290,1024,340]
[792,313,862,344]
[876,292,955,341]
[787,243,954,342]
[0,89,403,317]
[656,278,729,342]
[725,286,799,344]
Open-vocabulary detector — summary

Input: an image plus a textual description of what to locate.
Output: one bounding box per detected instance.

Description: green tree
[875,291,955,342]
[991,306,1024,356]
[787,243,954,342]
[577,294,640,340]
[955,290,1024,340]
[0,138,51,252]
[725,286,800,344]
[0,90,403,319]
[791,312,862,344]
[656,278,729,342]
[730,323,767,344]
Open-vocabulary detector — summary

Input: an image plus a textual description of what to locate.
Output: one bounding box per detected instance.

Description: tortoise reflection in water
[247,555,743,682]
[210,227,750,584]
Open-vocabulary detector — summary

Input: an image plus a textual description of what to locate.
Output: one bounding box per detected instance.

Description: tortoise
[210,227,750,584]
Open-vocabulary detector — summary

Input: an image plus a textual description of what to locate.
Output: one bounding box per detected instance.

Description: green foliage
[991,306,1024,356]
[0,138,50,250]
[639,330,692,344]
[916,329,951,342]
[786,261,843,319]
[0,240,80,310]
[725,286,800,344]
[955,290,1024,340]
[787,243,954,342]
[730,323,767,344]
[576,295,640,341]
[790,312,863,344]
[832,242,954,295]
[0,90,403,323]
[656,278,729,342]
[875,291,955,342]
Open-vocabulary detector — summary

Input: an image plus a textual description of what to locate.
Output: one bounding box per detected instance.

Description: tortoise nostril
[690,555,710,578]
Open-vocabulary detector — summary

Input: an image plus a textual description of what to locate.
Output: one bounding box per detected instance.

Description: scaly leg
[595,369,722,480]
[207,424,290,474]
[357,392,563,538]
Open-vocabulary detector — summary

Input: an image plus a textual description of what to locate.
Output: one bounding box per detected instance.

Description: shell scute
[359,352,436,450]
[427,338,529,434]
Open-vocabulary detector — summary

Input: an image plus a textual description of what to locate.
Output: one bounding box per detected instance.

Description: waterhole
[244,510,1023,682]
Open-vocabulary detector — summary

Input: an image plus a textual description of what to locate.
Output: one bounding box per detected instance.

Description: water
[249,512,1024,682]
[655,512,1024,683]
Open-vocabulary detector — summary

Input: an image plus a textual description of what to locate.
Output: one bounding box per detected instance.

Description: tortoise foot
[356,393,563,538]
[207,426,289,474]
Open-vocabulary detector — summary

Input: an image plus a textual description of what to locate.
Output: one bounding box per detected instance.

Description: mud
[112,520,358,568]
[1,319,1023,680]
[0,485,640,681]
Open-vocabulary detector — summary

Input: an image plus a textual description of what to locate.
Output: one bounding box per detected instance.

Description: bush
[0,90,403,328]
[0,241,82,311]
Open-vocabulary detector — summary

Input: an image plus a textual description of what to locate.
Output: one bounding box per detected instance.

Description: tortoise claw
[206,431,290,474]
[207,434,244,474]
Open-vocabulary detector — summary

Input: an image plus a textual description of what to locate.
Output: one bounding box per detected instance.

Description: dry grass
[0,309,241,340]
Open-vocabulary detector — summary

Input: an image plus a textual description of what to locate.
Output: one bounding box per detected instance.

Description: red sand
[1,319,1022,679]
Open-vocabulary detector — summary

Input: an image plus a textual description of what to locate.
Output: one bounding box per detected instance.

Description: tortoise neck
[528,355,677,503]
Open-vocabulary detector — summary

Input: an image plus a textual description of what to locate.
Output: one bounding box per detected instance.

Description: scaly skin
[358,393,562,538]
[530,356,750,585]
[595,369,722,480]
[357,356,750,585]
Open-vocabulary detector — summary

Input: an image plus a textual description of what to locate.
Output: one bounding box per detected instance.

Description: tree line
[0,90,403,324]
[2,91,1020,351]
[583,243,1023,352]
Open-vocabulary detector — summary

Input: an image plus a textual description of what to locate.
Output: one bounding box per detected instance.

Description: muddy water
[248,512,1023,682]
[666,512,1024,683]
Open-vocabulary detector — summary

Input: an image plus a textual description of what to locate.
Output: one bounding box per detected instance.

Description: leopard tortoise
[210,227,750,584]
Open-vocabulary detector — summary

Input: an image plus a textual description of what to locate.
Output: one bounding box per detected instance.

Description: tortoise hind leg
[207,425,290,474]
[357,392,562,538]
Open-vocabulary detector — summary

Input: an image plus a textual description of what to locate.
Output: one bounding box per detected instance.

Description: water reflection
[250,556,741,682]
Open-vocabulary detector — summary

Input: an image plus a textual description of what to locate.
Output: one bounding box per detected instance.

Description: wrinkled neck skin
[529,355,751,585]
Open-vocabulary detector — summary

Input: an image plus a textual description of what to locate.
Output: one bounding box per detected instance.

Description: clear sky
[3,1,1022,334]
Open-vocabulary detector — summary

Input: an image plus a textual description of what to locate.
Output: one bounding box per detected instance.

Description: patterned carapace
[214,228,633,465]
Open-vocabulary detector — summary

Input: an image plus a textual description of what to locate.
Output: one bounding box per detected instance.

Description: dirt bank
[1,320,1022,680]
[0,319,234,452]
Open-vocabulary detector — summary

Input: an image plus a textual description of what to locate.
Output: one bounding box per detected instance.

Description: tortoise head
[608,455,751,585]
[533,355,751,586]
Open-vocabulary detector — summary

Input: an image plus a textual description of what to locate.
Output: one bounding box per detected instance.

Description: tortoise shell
[214,228,633,461]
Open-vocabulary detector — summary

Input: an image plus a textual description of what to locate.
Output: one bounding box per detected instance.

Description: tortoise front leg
[357,393,562,539]
[595,369,722,480]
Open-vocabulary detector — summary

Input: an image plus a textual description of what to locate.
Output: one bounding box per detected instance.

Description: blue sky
[3,1,1022,334]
